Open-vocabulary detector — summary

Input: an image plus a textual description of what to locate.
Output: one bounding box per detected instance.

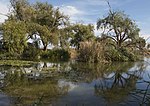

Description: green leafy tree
[10,0,33,21]
[97,10,140,48]
[32,2,69,50]
[9,0,40,22]
[9,0,69,51]
[70,24,95,49]
[2,20,27,57]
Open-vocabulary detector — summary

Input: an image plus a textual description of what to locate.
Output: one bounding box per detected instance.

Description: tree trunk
[117,40,122,48]
[42,40,47,51]
[43,45,47,51]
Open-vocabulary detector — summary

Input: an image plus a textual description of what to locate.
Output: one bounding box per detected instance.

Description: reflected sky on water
[0,58,150,106]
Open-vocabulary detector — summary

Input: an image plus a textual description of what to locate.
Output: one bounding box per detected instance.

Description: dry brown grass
[78,41,107,63]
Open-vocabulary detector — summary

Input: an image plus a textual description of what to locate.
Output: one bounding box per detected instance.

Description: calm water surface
[0,58,150,106]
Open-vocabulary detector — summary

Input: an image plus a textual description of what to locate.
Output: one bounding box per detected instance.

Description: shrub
[0,51,19,60]
[105,48,128,62]
[40,49,70,61]
[105,47,138,62]
[22,45,41,60]
[119,48,138,61]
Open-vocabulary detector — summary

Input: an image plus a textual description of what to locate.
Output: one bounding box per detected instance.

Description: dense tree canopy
[8,0,69,51]
[9,0,32,21]
[70,24,95,49]
[2,20,27,56]
[135,37,146,49]
[32,2,69,50]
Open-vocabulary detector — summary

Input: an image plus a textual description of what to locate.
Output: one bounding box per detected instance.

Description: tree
[8,0,69,51]
[70,24,95,49]
[9,0,35,22]
[32,2,69,50]
[97,11,140,48]
[10,0,33,21]
[2,20,27,56]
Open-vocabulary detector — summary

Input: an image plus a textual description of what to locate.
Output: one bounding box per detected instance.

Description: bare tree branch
[106,1,113,14]
[146,37,150,42]
[0,13,9,17]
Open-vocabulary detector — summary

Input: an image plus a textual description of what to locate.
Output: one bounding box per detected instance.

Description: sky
[0,0,150,42]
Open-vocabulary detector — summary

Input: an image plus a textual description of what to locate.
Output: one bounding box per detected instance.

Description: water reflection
[94,63,141,105]
[0,59,149,106]
[0,65,70,106]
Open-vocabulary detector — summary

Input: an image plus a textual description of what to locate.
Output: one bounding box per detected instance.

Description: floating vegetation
[0,60,37,66]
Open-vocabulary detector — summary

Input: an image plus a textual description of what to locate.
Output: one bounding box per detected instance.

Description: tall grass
[78,41,107,63]
[78,40,138,63]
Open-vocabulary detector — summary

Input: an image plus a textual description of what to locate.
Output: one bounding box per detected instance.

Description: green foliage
[136,37,146,49]
[120,48,138,61]
[40,49,70,61]
[3,71,68,105]
[78,40,138,63]
[0,52,16,60]
[0,60,36,66]
[10,0,32,21]
[0,0,144,62]
[2,20,27,57]
[33,2,68,27]
[105,47,137,62]
[31,2,69,50]
[59,26,73,49]
[97,11,140,47]
[0,0,71,60]
[9,0,69,51]
[70,24,95,49]
[22,43,41,60]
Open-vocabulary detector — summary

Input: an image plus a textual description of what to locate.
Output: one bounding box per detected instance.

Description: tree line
[0,0,148,62]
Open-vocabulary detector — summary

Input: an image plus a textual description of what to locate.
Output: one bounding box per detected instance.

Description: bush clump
[40,49,70,61]
[0,52,19,60]
[22,45,41,60]
[105,48,138,62]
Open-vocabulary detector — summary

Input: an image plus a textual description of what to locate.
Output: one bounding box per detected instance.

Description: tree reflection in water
[94,61,150,105]
[0,64,70,106]
[0,60,150,106]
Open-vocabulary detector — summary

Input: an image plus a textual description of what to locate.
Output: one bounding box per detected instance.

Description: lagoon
[0,58,150,106]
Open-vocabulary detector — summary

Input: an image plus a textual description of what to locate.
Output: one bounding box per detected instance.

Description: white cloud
[58,5,87,23]
[58,79,77,92]
[93,23,102,36]
[0,0,10,23]
[59,5,83,16]
[135,20,150,43]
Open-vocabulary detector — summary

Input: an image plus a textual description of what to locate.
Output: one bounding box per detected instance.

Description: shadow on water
[0,58,150,106]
